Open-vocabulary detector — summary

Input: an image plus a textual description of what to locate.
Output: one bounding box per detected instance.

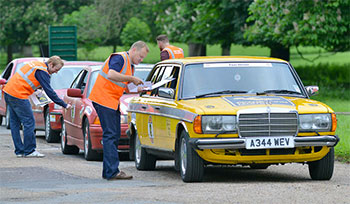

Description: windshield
[14,63,27,73]
[182,62,302,98]
[50,66,84,89]
[86,71,99,98]
[134,68,151,80]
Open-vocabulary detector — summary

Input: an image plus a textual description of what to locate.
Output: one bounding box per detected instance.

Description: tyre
[134,131,156,170]
[5,105,10,129]
[249,164,270,169]
[179,131,204,182]
[308,147,334,180]
[83,119,102,161]
[0,116,3,126]
[44,109,60,143]
[60,119,79,155]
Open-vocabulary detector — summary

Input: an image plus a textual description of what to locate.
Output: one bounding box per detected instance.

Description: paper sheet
[29,90,52,107]
[127,78,175,93]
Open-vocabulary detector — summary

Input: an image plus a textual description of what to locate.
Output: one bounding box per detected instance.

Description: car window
[50,66,84,89]
[182,62,301,98]
[70,70,86,89]
[86,71,99,98]
[134,68,151,80]
[1,63,14,80]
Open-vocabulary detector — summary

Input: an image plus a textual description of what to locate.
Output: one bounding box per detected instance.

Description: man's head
[129,41,149,65]
[156,34,169,51]
[47,56,64,74]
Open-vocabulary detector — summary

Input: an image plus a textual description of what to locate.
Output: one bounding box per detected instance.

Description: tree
[94,0,141,52]
[62,5,106,59]
[193,0,253,55]
[120,17,151,48]
[244,0,350,61]
[152,0,207,56]
[0,0,93,62]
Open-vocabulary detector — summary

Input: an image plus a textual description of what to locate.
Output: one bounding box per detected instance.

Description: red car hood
[119,94,138,115]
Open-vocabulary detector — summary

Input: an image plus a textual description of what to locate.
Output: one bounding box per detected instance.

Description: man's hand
[131,76,143,85]
[65,104,71,109]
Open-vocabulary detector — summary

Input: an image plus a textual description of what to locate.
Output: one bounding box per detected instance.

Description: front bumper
[189,135,339,150]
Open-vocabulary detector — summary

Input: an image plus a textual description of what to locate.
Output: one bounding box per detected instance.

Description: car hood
[179,95,333,115]
[120,94,138,115]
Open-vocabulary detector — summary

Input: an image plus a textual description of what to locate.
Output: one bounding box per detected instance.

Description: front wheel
[134,131,156,170]
[308,147,334,180]
[83,119,102,161]
[60,119,79,155]
[45,109,60,143]
[179,131,204,182]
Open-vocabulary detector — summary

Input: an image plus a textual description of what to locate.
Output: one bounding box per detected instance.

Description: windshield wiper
[196,90,247,98]
[256,89,302,95]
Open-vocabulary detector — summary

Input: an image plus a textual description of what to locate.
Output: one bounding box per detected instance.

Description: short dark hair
[156,34,169,43]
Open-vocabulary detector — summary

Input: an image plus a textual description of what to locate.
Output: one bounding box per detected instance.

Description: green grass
[334,115,350,162]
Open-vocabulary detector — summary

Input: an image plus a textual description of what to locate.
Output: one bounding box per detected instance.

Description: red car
[0,57,49,128]
[31,61,103,143]
[60,64,153,161]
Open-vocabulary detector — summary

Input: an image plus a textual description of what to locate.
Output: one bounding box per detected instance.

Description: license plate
[245,136,294,149]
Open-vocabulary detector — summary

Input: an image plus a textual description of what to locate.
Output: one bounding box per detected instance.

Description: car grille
[238,112,298,137]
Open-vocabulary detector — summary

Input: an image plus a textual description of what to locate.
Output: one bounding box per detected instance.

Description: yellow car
[127,56,339,182]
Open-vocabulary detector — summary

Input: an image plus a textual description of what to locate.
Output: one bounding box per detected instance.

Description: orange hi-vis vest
[89,52,133,110]
[164,45,184,59]
[4,61,49,99]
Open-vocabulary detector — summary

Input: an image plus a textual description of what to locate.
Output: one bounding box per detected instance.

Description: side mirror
[67,88,82,98]
[305,86,319,96]
[158,87,175,99]
[0,78,7,85]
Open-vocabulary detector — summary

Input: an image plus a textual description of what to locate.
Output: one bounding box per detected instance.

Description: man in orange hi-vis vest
[3,56,71,158]
[89,41,149,180]
[156,34,184,61]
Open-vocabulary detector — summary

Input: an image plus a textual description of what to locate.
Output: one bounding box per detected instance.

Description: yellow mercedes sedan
[127,56,339,182]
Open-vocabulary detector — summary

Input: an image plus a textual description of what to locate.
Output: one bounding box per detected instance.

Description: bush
[294,63,350,100]
[120,17,151,48]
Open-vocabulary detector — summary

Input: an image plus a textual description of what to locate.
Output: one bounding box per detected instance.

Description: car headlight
[121,114,128,124]
[299,114,331,132]
[201,115,236,133]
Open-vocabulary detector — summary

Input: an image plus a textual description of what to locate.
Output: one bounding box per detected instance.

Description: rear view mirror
[67,88,82,98]
[158,87,175,99]
[0,78,7,85]
[305,86,319,96]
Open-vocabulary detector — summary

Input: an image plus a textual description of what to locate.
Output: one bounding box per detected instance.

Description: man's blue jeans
[93,102,121,179]
[4,93,36,156]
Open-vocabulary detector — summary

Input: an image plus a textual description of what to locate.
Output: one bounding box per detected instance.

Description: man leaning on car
[3,56,71,158]
[89,41,149,180]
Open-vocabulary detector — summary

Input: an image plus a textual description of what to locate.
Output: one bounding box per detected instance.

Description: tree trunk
[39,44,49,57]
[113,44,117,53]
[7,45,13,63]
[188,43,206,57]
[270,44,290,61]
[221,44,231,56]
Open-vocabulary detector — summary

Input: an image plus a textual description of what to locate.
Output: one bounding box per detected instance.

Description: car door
[139,64,180,150]
[64,70,88,140]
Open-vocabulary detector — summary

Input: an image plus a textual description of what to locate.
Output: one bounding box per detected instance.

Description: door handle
[141,106,147,109]
[154,106,160,110]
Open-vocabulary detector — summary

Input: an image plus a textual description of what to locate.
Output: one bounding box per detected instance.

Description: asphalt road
[0,126,349,204]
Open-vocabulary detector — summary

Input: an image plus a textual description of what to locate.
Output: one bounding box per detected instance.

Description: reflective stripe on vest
[163,45,184,59]
[164,47,176,58]
[98,52,129,88]
[17,66,46,90]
